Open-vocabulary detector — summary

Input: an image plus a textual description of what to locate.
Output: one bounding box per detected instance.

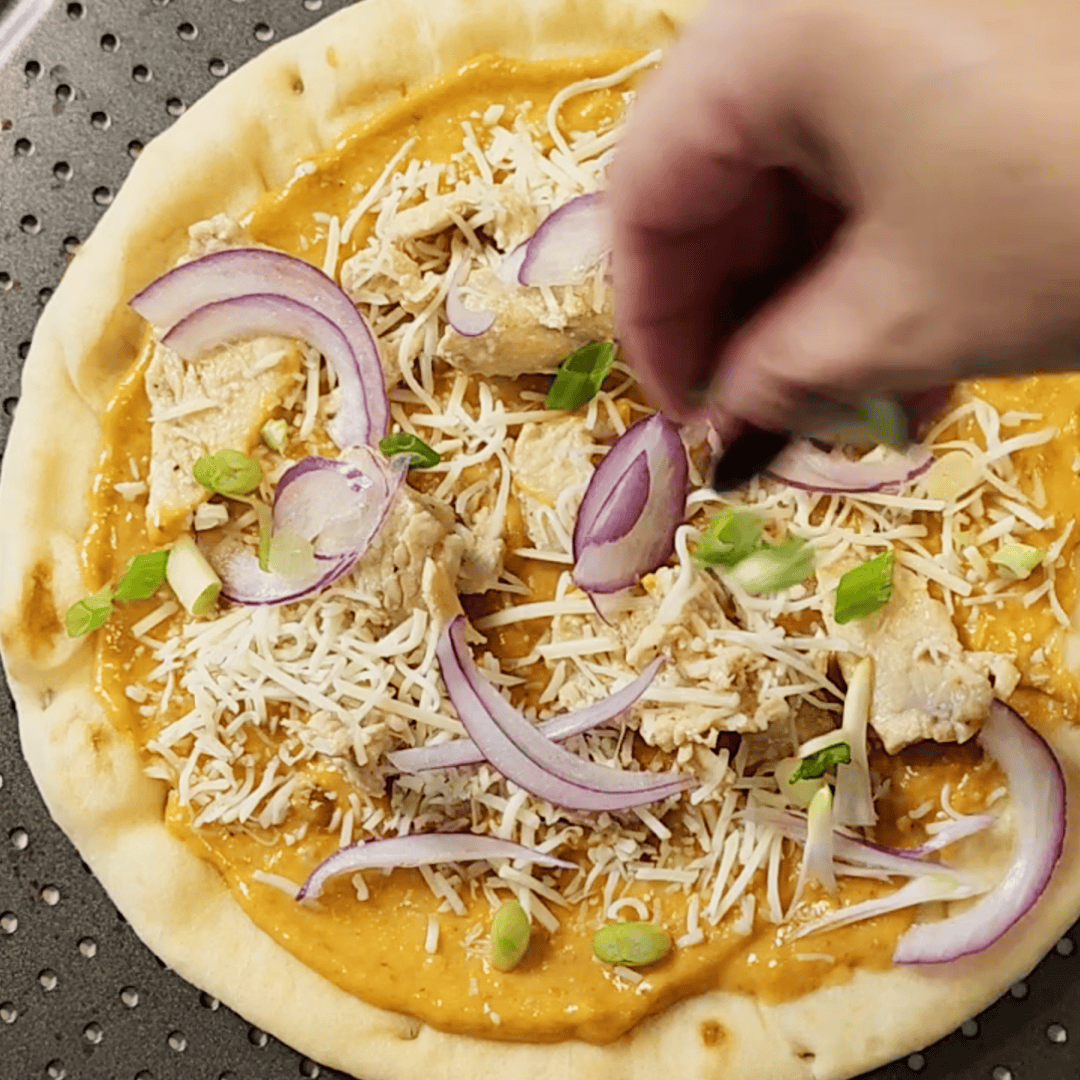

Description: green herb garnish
[789,742,851,783]
[695,507,763,568]
[379,432,441,469]
[834,550,895,624]
[64,585,115,638]
[192,448,263,497]
[113,550,170,601]
[545,340,616,411]
[990,542,1044,579]
[730,535,814,595]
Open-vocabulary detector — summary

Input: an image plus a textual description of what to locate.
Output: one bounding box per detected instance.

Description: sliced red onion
[765,439,933,493]
[439,616,693,811]
[572,413,688,595]
[132,248,387,447]
[790,874,988,942]
[202,450,405,606]
[296,833,575,901]
[518,194,610,286]
[445,263,496,337]
[389,657,663,772]
[497,244,528,285]
[906,813,999,856]
[746,804,984,884]
[273,449,407,560]
[893,700,1066,964]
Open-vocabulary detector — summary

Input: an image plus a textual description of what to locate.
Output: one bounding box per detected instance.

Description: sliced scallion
[64,585,114,638]
[192,448,263,497]
[592,921,671,967]
[789,742,851,783]
[490,899,531,972]
[260,418,289,453]
[990,542,1044,579]
[112,550,170,601]
[695,507,763,568]
[545,340,615,411]
[167,535,222,616]
[268,532,318,579]
[729,535,814,595]
[834,550,895,624]
[378,432,441,469]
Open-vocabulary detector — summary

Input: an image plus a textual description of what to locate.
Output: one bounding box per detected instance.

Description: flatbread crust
[2,1,1079,1077]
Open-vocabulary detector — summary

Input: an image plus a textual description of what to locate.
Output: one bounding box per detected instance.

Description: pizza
[3,1,1080,1078]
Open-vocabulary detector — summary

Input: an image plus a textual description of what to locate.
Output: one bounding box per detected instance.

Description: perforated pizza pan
[1,2,1079,1078]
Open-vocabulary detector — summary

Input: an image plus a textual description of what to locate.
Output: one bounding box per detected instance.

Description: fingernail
[711,426,790,491]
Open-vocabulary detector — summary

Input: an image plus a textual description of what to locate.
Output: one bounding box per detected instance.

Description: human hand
[611,0,1080,442]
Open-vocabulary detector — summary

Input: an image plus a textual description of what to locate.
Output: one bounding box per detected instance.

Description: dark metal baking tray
[1,2,1078,1077]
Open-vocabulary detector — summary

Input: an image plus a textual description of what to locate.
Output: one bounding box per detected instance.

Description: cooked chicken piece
[824,565,1020,753]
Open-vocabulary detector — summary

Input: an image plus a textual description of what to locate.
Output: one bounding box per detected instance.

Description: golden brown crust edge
[1,1,1079,1078]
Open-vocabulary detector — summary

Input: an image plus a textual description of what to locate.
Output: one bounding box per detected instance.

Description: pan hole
[2,912,21,936]
[167,1030,187,1052]
[1056,936,1074,956]
[132,64,151,82]
[93,186,113,206]
[199,992,219,1010]
[83,1022,103,1045]
[67,2,84,18]
[219,1073,239,1080]
[91,111,110,130]
[63,236,80,254]
[18,341,31,360]
[1009,981,1028,999]
[100,33,118,52]
[55,83,72,102]
[39,970,58,991]
[20,214,41,234]
[46,1062,66,1080]
[300,1061,321,1078]
[135,1073,153,1080]
[303,0,324,10]
[40,885,60,906]
[120,987,139,1008]
[78,936,97,958]
[254,23,274,42]
[53,160,72,180]
[3,397,17,417]
[24,59,41,78]
[37,286,52,304]
[177,22,197,41]
[127,140,143,159]
[991,1069,1013,1080]
[165,98,185,116]
[14,138,33,157]
[248,1026,269,1047]
[10,827,27,849]
[209,58,228,77]
[906,1054,925,1072]
[0,1003,15,1024]
[0,273,11,292]
[1048,1023,1068,1043]
[961,1020,978,1037]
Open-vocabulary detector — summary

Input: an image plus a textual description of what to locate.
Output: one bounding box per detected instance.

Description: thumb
[709,224,953,436]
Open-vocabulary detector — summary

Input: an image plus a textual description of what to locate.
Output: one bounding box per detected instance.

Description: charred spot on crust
[700,1019,725,1047]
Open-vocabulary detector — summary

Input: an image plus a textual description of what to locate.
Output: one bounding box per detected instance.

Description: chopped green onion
[695,507,763,568]
[545,340,616,411]
[112,550,170,601]
[789,742,851,783]
[990,542,1044,579]
[729,535,814,595]
[834,550,895,624]
[490,899,531,972]
[773,757,825,808]
[64,585,114,638]
[592,921,672,967]
[192,448,263,497]
[260,418,289,453]
[378,432,441,469]
[855,396,910,449]
[247,498,273,573]
[166,535,222,616]
[923,450,980,502]
[268,532,318,579]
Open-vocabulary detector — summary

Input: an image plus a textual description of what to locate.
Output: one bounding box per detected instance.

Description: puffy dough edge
[2,0,1080,1077]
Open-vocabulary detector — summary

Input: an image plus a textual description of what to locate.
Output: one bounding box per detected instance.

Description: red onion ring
[439,617,693,811]
[892,700,1067,964]
[389,657,663,772]
[131,248,387,447]
[573,413,688,595]
[296,833,575,901]
[765,439,934,493]
[518,194,610,286]
[201,450,406,606]
[445,263,496,337]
